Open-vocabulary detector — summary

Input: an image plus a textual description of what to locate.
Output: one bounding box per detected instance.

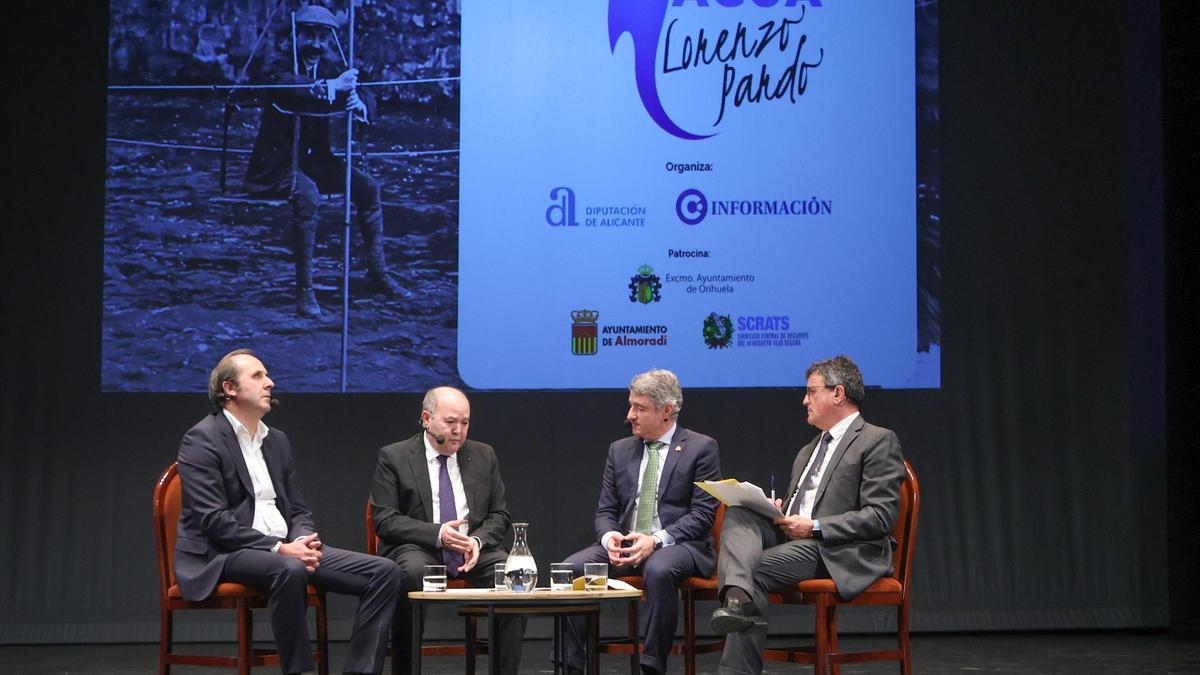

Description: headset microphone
[270,398,281,408]
[420,418,447,444]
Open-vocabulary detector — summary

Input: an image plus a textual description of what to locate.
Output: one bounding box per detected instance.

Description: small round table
[407,587,643,675]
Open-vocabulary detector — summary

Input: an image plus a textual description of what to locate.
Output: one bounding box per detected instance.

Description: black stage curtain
[0,1,1182,642]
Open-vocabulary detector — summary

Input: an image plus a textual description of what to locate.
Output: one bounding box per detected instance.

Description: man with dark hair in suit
[174,349,401,675]
[559,369,722,675]
[710,354,906,674]
[244,4,404,318]
[369,386,525,674]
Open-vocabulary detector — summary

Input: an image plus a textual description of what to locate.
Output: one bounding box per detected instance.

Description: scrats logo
[608,0,823,140]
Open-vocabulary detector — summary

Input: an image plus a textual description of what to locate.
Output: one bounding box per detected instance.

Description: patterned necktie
[437,455,464,576]
[635,441,665,534]
[788,431,834,516]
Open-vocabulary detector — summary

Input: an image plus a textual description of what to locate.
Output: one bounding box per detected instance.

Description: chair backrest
[153,462,183,596]
[365,500,379,555]
[891,460,920,594]
[711,503,726,559]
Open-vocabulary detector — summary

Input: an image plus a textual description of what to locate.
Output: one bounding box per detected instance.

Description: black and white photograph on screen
[103,0,462,392]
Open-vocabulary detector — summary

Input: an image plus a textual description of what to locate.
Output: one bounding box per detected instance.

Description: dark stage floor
[2,631,1199,674]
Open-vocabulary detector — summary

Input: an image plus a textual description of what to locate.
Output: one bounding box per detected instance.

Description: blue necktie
[437,455,464,577]
[788,431,833,516]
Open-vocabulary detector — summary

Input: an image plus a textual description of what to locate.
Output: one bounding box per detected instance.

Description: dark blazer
[594,426,722,572]
[244,58,375,194]
[174,412,316,601]
[369,433,511,559]
[783,414,905,599]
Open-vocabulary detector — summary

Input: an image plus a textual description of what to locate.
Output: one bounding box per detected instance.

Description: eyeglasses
[805,384,838,397]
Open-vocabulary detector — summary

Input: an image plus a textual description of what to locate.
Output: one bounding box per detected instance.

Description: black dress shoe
[710,596,767,634]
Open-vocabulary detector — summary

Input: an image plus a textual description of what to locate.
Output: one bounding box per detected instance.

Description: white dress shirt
[222,409,289,542]
[602,423,678,549]
[787,411,860,518]
[424,434,471,547]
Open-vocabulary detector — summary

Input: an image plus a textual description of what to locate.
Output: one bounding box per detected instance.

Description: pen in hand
[770,474,775,501]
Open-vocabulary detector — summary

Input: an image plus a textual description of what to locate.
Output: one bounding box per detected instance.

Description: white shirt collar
[649,422,677,449]
[423,432,456,463]
[223,408,269,444]
[825,411,860,443]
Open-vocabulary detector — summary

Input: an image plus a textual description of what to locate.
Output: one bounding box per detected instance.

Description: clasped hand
[440,519,481,572]
[606,532,656,567]
[278,532,323,572]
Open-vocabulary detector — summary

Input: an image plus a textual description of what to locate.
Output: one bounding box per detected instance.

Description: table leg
[553,615,562,675]
[630,600,641,675]
[410,600,422,675]
[488,604,499,675]
[587,610,599,675]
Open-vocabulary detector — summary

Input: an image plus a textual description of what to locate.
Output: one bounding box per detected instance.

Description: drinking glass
[550,562,573,591]
[422,564,447,592]
[493,563,507,591]
[583,562,608,591]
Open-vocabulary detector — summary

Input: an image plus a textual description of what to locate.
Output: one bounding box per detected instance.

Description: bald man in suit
[369,387,524,674]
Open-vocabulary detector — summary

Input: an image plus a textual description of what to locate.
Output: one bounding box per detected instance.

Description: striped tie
[635,441,665,534]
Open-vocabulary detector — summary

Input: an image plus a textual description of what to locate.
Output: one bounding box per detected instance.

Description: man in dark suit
[243,4,403,318]
[560,369,722,675]
[710,355,905,674]
[369,386,524,674]
[174,349,401,675]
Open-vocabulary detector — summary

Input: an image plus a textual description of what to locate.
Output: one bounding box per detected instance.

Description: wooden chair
[598,503,727,675]
[153,463,328,675]
[364,501,487,669]
[763,460,920,675]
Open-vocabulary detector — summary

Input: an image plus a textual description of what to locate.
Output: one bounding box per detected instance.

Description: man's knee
[393,558,426,592]
[642,556,683,590]
[269,557,310,593]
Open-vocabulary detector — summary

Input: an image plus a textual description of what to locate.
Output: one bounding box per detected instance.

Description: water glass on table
[550,562,573,591]
[422,564,447,592]
[584,562,608,591]
[493,563,507,591]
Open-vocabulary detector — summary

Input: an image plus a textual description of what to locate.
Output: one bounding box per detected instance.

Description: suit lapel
[261,432,289,514]
[408,441,434,521]
[458,444,478,521]
[656,427,685,499]
[786,435,820,497]
[813,415,865,507]
[217,414,255,497]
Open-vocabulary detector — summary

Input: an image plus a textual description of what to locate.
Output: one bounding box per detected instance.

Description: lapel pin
[674,445,682,452]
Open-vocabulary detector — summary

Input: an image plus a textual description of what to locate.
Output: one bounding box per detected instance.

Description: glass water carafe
[504,522,538,592]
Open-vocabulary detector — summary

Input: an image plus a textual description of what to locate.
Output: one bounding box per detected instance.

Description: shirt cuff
[652,529,675,547]
[271,541,282,554]
[600,531,622,549]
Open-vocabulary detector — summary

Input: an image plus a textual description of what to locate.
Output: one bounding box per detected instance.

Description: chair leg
[898,602,911,675]
[316,595,330,675]
[683,591,697,675]
[812,595,830,675]
[237,598,252,675]
[466,615,477,675]
[159,607,172,675]
[829,606,840,675]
